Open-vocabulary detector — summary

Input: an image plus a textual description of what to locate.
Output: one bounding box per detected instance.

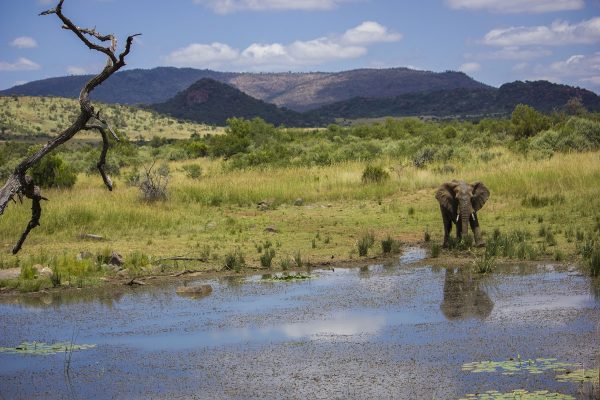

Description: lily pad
[260,273,312,282]
[555,368,599,384]
[0,341,96,355]
[461,358,579,375]
[458,389,575,400]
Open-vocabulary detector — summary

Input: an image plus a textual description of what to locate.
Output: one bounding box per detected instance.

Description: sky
[0,0,599,93]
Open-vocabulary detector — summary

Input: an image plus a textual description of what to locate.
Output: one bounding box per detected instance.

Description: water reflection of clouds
[279,313,387,340]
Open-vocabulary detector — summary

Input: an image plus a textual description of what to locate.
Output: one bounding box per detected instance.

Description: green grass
[1,106,600,290]
[0,95,221,140]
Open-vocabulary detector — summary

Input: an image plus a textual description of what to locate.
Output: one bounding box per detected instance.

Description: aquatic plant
[260,273,311,282]
[0,341,95,355]
[458,389,574,400]
[555,368,599,384]
[461,357,578,375]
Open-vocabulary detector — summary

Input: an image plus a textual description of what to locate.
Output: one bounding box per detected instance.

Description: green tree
[511,104,550,138]
[30,153,77,189]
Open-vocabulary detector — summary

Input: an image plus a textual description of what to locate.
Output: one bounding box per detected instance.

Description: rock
[39,267,53,278]
[77,251,93,261]
[80,233,105,241]
[0,267,21,280]
[32,264,53,278]
[293,198,304,206]
[206,221,217,229]
[257,199,273,211]
[265,225,279,233]
[176,284,212,299]
[115,268,129,278]
[109,252,124,266]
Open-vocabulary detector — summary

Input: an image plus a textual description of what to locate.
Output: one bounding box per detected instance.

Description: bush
[182,164,203,179]
[260,248,276,268]
[511,104,550,139]
[430,243,441,258]
[357,231,375,256]
[224,249,245,272]
[412,146,437,168]
[139,162,169,202]
[361,165,389,184]
[381,236,400,254]
[30,153,77,189]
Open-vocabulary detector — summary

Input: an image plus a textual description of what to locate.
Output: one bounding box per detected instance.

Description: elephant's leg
[441,206,452,247]
[470,212,485,247]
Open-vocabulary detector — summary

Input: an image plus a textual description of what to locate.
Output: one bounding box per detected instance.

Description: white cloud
[67,66,89,75]
[241,43,290,65]
[164,21,400,69]
[0,57,41,71]
[341,21,402,45]
[518,52,600,90]
[194,0,348,14]
[288,38,366,61]
[482,17,600,47]
[10,36,38,49]
[459,62,481,73]
[165,42,240,68]
[549,52,600,79]
[470,46,552,61]
[446,0,583,13]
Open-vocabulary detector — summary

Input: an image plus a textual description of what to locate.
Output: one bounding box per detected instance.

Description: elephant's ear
[471,182,490,211]
[435,182,457,213]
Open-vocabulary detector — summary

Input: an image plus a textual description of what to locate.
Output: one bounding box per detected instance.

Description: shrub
[260,248,276,268]
[472,252,496,274]
[412,146,436,168]
[430,243,441,258]
[381,236,400,254]
[30,153,77,189]
[279,258,292,271]
[511,104,550,139]
[589,244,600,277]
[294,251,303,268]
[182,164,202,179]
[361,165,389,184]
[139,162,169,202]
[357,231,375,256]
[224,249,245,272]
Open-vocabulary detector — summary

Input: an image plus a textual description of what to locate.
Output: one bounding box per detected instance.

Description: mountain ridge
[1,66,491,111]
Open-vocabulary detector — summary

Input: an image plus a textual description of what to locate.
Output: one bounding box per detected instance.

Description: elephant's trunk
[460,201,470,240]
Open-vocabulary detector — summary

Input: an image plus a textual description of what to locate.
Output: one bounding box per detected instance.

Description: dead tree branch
[0,0,140,253]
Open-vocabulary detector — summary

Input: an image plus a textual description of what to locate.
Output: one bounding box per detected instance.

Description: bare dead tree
[0,0,140,254]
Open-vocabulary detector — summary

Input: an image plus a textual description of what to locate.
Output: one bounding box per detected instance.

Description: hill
[150,78,325,126]
[307,80,600,120]
[0,95,218,141]
[1,67,491,111]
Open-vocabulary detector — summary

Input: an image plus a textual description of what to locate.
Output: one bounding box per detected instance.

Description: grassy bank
[1,102,600,292]
[1,149,599,292]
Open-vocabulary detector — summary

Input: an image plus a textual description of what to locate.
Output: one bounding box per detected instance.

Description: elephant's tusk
[471,213,475,220]
[456,214,460,222]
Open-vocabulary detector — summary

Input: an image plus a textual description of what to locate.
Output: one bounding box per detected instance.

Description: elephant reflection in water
[440,268,494,320]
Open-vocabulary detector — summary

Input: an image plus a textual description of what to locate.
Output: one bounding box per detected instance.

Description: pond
[0,249,598,399]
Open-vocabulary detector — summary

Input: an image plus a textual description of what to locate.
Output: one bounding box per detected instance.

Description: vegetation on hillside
[0,100,599,292]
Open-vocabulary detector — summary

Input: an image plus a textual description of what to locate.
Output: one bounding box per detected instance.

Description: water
[0,250,598,399]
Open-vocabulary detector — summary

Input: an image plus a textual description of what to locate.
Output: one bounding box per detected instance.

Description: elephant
[435,180,489,247]
[440,268,494,320]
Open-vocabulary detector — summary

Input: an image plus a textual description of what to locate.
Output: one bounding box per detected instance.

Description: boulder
[109,252,124,266]
[33,264,53,278]
[176,284,212,299]
[0,268,21,280]
[293,198,304,206]
[265,225,279,233]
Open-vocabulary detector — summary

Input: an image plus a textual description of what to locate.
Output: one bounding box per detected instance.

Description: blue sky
[1,0,599,93]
